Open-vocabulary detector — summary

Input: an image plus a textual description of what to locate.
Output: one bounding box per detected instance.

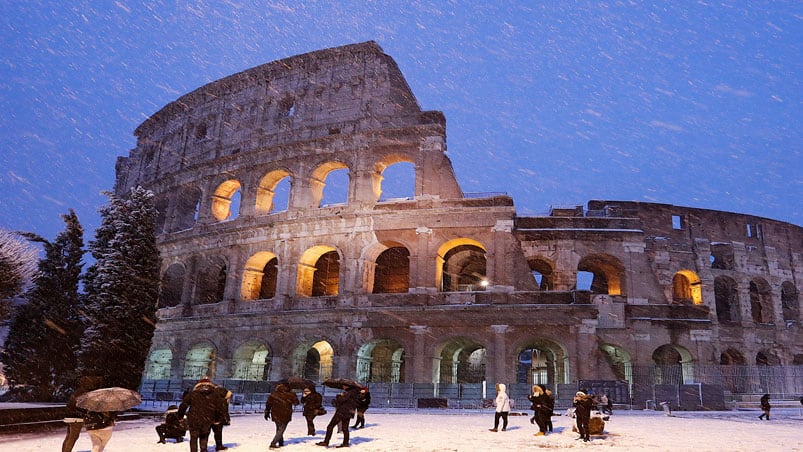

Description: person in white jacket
[489,383,511,432]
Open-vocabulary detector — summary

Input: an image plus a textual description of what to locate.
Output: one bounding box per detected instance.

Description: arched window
[437,239,487,292]
[528,258,554,290]
[577,254,625,295]
[158,263,185,308]
[241,252,278,300]
[255,170,292,214]
[197,257,227,304]
[714,276,740,324]
[373,246,410,294]
[211,179,242,221]
[781,281,799,322]
[749,278,773,324]
[672,270,702,304]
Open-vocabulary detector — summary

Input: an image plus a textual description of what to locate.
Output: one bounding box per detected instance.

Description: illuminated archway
[356,339,405,383]
[291,340,334,382]
[145,348,173,380]
[255,169,292,214]
[672,270,702,304]
[297,246,340,297]
[232,342,272,380]
[577,254,625,295]
[183,342,216,380]
[211,179,242,221]
[436,238,487,292]
[241,251,278,300]
[652,344,693,384]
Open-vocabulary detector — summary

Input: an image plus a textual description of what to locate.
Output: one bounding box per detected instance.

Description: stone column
[490,325,509,384]
[410,325,430,383]
[574,320,598,380]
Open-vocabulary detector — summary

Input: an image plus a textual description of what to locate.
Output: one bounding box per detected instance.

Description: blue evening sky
[1,1,800,242]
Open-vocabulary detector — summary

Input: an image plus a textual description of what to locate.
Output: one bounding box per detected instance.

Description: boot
[336,444,350,448]
[489,428,498,432]
[316,441,328,447]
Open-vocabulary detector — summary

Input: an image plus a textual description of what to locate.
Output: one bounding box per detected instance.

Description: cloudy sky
[1,1,800,241]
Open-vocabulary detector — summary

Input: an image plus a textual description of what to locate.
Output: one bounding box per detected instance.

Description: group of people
[487,382,605,443]
[265,382,371,449]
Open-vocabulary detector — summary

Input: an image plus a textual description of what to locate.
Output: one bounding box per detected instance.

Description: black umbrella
[322,378,363,390]
[276,376,316,390]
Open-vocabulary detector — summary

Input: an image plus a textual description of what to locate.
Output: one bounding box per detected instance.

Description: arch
[436,238,487,292]
[144,347,173,380]
[211,179,242,221]
[196,256,227,304]
[577,254,625,295]
[183,341,217,380]
[372,245,410,294]
[720,348,748,393]
[356,339,405,383]
[311,161,349,208]
[159,263,185,308]
[375,155,415,202]
[528,257,555,291]
[433,337,487,385]
[173,186,202,231]
[714,276,740,324]
[600,344,633,386]
[297,246,340,297]
[241,251,278,300]
[291,340,334,382]
[672,270,703,304]
[514,338,569,385]
[231,341,272,381]
[749,277,773,324]
[781,281,799,322]
[652,344,694,384]
[255,169,292,214]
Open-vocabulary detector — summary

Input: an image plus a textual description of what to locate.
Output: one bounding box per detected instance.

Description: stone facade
[115,42,802,404]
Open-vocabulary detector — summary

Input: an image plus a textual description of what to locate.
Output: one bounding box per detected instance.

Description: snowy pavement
[1,408,801,451]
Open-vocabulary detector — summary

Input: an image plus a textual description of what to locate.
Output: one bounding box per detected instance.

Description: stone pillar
[410,325,430,383]
[574,320,598,380]
[410,227,435,293]
[490,325,509,384]
[351,168,380,205]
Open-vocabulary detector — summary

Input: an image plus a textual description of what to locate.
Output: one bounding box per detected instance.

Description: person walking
[489,383,511,432]
[301,387,324,435]
[573,390,594,442]
[265,383,300,449]
[352,386,371,429]
[758,393,771,420]
[62,376,102,452]
[178,378,228,452]
[83,410,117,452]
[211,384,232,450]
[317,385,361,448]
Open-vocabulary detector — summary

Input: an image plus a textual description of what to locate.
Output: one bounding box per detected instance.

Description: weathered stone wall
[117,42,802,398]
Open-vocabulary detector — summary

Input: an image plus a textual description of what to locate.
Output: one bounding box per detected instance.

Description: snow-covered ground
[1,406,801,451]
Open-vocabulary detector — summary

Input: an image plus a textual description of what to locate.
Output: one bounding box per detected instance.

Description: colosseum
[115,41,802,409]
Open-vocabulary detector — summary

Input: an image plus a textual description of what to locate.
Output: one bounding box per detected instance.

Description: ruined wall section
[115,41,449,196]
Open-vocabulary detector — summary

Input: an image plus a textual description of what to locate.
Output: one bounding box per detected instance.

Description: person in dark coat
[265,383,300,449]
[317,385,360,448]
[543,387,555,433]
[351,387,370,429]
[573,390,594,442]
[211,384,232,450]
[156,405,187,443]
[758,393,771,420]
[178,378,227,452]
[528,384,548,436]
[301,387,324,435]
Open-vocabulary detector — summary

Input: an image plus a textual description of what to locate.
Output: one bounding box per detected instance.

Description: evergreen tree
[78,187,160,390]
[0,211,84,400]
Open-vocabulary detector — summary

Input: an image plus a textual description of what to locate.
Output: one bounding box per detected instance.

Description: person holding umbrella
[62,376,103,452]
[317,382,361,448]
[265,383,300,449]
[75,386,141,452]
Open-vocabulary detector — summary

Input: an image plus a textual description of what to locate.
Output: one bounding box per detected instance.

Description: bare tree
[0,228,39,320]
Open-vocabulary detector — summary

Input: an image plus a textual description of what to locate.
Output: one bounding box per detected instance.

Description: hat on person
[576,391,586,397]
